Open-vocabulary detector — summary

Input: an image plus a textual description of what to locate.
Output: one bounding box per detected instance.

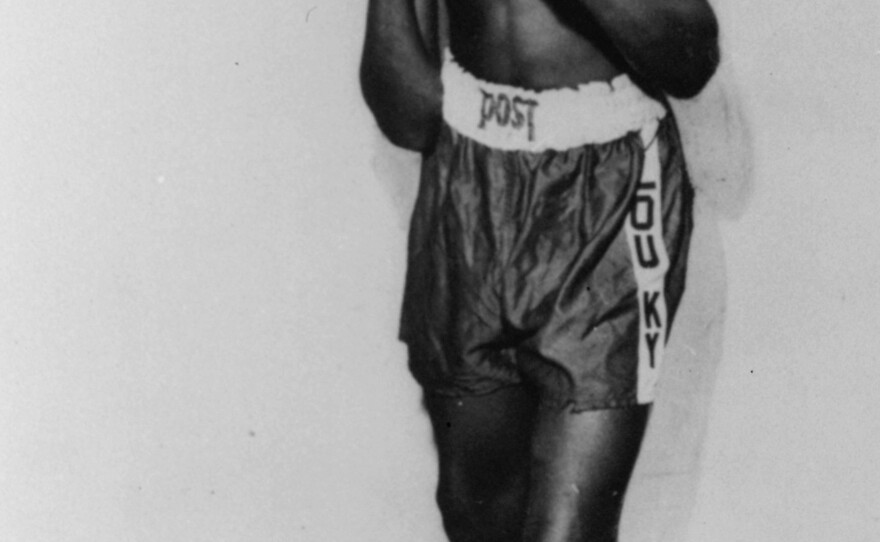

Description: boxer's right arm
[360,0,442,151]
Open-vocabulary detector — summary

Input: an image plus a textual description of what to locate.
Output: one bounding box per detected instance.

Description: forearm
[579,0,720,98]
[360,0,442,150]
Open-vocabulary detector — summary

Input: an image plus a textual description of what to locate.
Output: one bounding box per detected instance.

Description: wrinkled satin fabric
[400,116,692,411]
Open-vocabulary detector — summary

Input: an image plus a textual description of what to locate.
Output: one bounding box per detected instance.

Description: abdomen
[445,0,625,89]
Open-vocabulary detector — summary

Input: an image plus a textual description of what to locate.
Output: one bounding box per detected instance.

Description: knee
[436,475,527,542]
[523,483,625,542]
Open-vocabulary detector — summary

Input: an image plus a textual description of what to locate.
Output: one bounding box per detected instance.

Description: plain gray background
[0,1,878,540]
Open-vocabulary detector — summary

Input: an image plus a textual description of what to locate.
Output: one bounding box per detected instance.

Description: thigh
[424,385,538,542]
[524,404,650,542]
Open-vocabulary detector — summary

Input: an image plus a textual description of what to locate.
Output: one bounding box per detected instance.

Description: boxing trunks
[399,51,693,411]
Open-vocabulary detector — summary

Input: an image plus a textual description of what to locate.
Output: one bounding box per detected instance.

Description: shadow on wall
[621,54,754,541]
[367,36,755,542]
[672,62,754,221]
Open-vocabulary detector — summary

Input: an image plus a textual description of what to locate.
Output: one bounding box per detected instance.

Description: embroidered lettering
[645,332,661,368]
[511,97,525,128]
[631,193,655,230]
[519,97,538,142]
[477,90,538,141]
[496,94,511,126]
[643,291,662,329]
[634,235,660,268]
[479,90,496,129]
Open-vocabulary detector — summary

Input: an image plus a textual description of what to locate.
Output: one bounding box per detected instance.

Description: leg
[424,385,538,542]
[523,404,650,542]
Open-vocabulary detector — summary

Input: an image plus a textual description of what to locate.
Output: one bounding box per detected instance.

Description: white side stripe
[625,121,670,404]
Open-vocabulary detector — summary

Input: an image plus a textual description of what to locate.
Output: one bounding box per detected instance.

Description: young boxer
[361,1,718,539]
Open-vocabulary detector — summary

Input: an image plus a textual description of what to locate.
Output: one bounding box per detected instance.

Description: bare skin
[426,387,651,541]
[361,1,718,540]
[361,0,718,150]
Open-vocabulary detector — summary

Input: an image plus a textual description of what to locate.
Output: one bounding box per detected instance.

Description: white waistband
[441,50,667,152]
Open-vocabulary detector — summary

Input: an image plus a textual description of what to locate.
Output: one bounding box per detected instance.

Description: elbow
[663,41,720,99]
[653,4,720,98]
[359,60,383,118]
[391,131,438,152]
[359,65,442,152]
[662,11,720,99]
[376,115,440,151]
[361,89,440,152]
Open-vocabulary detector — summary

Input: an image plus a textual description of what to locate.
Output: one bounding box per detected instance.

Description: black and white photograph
[0,1,878,541]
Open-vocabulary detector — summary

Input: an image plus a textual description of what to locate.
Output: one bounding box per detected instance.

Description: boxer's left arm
[360,0,443,151]
[574,0,720,98]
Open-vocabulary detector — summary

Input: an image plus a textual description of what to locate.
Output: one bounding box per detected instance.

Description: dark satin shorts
[399,116,693,411]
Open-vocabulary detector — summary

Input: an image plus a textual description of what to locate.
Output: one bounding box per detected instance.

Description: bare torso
[362,0,717,148]
[445,0,627,90]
